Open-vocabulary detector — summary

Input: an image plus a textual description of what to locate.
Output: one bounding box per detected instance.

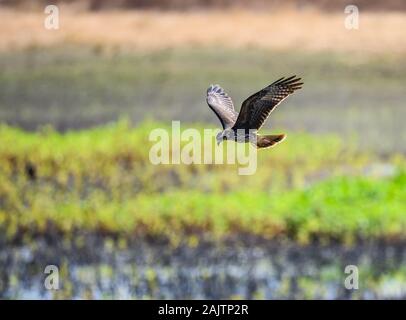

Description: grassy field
[1,43,405,245]
[1,8,405,154]
[1,121,405,244]
[1,47,405,154]
[1,8,405,299]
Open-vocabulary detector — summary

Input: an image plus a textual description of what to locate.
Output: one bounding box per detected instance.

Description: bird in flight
[206,76,303,148]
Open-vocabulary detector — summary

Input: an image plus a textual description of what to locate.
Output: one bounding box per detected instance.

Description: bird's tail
[255,134,286,149]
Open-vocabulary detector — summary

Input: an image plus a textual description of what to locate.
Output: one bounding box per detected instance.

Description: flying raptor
[206,76,303,148]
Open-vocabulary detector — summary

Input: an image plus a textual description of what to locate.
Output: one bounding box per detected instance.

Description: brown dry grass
[1,7,405,54]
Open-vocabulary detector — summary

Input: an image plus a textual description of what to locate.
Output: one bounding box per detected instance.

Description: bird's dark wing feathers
[206,84,238,129]
[232,76,303,131]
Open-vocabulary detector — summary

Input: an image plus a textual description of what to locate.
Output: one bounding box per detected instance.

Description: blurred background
[0,0,405,299]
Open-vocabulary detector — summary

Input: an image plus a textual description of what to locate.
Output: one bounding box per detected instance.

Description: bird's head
[216,129,234,146]
[216,131,224,146]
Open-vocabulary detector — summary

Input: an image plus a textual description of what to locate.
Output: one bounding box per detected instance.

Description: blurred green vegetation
[0,47,405,153]
[1,120,405,244]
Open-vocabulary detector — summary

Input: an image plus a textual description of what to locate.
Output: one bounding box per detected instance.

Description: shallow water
[1,237,405,299]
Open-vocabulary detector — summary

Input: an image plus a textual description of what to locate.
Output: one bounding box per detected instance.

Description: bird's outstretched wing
[206,84,238,129]
[232,76,303,131]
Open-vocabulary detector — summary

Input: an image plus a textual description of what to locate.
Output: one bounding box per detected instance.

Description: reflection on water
[1,236,405,299]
